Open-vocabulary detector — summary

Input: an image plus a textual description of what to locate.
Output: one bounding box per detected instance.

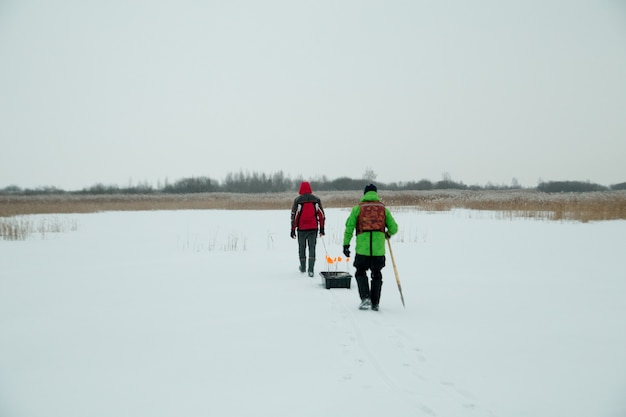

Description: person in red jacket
[291,181,325,277]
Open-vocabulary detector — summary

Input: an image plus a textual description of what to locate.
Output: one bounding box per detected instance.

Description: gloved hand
[343,245,350,257]
[291,230,296,239]
[319,228,325,236]
[385,231,391,239]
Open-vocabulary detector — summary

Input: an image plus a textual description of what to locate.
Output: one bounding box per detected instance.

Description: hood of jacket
[299,181,312,195]
[361,190,380,202]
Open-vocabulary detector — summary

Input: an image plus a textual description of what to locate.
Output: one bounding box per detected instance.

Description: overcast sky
[1,0,625,190]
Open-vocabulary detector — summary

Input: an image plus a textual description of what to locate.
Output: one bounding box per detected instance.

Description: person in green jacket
[343,184,398,311]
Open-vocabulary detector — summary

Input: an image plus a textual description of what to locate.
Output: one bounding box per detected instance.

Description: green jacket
[343,191,398,256]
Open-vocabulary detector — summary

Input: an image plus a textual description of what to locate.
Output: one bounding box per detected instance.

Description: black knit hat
[364,183,377,194]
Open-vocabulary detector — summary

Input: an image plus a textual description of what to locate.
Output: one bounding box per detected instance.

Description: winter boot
[359,298,372,310]
[307,257,315,277]
[299,258,306,273]
[355,274,370,301]
[371,279,383,308]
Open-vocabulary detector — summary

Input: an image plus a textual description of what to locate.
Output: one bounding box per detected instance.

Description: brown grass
[0,215,79,241]
[1,190,625,222]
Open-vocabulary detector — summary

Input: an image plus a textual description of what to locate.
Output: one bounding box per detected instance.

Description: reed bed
[0,215,79,241]
[1,190,625,222]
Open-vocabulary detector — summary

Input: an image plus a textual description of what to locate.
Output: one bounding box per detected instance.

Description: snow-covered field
[1,208,625,417]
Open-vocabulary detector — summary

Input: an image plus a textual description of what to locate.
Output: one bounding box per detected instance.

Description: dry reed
[1,190,625,223]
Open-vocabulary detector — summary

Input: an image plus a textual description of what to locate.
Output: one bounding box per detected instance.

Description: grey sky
[1,0,625,190]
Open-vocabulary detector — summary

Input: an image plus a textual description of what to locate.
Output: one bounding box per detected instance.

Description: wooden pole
[386,237,405,308]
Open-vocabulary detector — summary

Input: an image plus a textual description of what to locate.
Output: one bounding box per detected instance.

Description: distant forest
[2,170,625,195]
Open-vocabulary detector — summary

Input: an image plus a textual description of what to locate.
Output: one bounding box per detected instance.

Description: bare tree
[363,167,377,182]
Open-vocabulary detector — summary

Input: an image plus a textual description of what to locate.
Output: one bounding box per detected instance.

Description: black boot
[308,257,315,277]
[355,274,370,301]
[299,257,306,273]
[371,279,383,311]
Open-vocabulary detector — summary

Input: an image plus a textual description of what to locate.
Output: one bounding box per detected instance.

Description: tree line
[1,171,625,196]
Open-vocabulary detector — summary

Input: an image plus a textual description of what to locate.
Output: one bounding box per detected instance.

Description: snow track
[327,287,496,416]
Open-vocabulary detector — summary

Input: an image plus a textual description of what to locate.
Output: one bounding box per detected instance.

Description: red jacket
[291,182,325,232]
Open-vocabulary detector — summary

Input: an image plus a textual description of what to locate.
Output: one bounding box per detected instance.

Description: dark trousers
[297,230,317,272]
[354,254,386,305]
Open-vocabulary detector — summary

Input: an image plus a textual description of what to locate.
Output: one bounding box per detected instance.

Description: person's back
[293,194,322,231]
[343,184,398,310]
[291,182,325,276]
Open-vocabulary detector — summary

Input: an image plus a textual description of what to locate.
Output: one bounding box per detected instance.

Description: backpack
[357,201,386,234]
[296,201,321,230]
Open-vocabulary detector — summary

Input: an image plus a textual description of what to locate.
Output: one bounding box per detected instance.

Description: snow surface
[1,208,625,417]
